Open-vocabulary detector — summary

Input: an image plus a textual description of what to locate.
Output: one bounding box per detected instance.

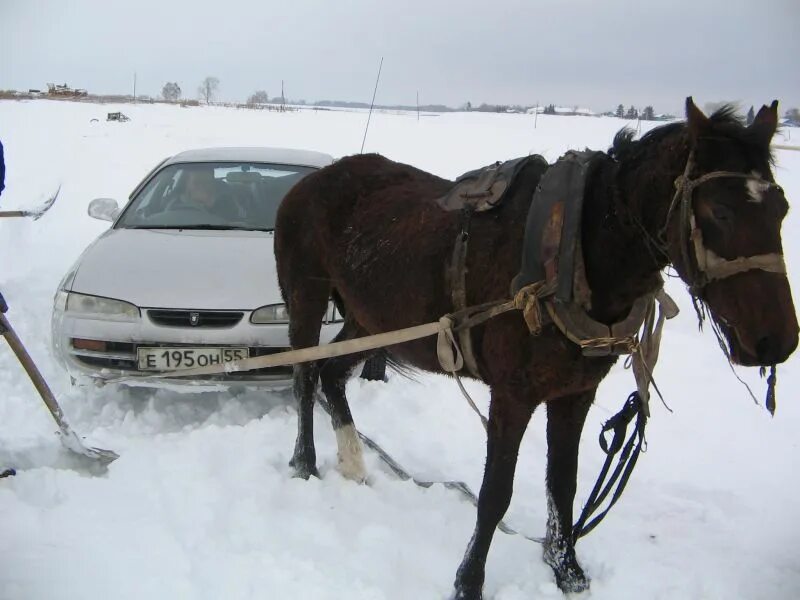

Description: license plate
[137,346,249,371]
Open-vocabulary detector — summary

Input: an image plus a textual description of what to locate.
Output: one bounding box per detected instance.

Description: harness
[451,148,786,401]
[445,150,679,436]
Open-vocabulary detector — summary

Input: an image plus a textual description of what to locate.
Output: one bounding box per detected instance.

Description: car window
[115,161,315,230]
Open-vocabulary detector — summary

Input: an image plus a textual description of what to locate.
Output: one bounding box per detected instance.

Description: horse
[274,98,797,598]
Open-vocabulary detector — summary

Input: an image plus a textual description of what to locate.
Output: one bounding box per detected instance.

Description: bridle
[662,148,786,412]
[664,149,786,293]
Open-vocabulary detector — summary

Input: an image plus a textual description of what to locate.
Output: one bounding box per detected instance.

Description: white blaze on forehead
[746,171,771,203]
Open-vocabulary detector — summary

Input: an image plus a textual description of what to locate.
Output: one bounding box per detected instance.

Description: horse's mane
[608,105,775,164]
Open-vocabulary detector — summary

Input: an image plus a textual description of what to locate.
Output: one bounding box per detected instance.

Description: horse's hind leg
[319,319,372,482]
[286,285,330,480]
[453,385,535,600]
[543,390,594,593]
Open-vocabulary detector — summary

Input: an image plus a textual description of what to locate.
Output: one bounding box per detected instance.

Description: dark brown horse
[274,98,797,598]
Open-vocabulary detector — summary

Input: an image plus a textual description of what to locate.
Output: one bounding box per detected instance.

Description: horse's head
[666,97,797,366]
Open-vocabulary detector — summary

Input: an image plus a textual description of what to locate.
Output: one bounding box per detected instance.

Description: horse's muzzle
[728,327,798,367]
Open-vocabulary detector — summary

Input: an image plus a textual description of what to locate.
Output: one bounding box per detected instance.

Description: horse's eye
[711,204,734,224]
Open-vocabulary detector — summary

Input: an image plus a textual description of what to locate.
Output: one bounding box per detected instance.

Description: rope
[313,393,541,544]
[453,372,488,431]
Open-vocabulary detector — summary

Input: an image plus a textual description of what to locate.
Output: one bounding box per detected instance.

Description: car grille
[71,340,292,380]
[147,310,244,328]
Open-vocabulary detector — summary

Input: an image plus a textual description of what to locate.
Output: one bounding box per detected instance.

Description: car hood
[69,229,282,310]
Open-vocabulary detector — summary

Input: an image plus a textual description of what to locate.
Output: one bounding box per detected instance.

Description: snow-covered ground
[0,100,798,600]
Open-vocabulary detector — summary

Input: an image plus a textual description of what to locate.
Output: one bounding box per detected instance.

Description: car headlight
[251,303,290,324]
[65,292,140,321]
[54,290,69,312]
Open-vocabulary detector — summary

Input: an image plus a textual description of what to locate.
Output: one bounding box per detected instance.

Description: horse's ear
[685,96,709,140]
[749,100,779,145]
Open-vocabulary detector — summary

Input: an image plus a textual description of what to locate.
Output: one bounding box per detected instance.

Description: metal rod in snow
[360,57,384,154]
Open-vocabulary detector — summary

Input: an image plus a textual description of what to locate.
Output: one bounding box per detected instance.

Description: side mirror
[88,198,120,222]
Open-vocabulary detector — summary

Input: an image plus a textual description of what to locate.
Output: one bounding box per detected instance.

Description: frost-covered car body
[51,147,339,388]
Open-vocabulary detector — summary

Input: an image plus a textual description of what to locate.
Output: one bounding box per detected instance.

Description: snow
[0,99,799,599]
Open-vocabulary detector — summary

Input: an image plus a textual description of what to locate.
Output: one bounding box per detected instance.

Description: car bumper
[52,306,341,388]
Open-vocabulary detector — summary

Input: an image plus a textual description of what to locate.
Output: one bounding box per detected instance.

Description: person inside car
[174,166,221,213]
[164,165,243,221]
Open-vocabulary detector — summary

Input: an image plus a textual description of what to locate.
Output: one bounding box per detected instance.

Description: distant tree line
[159,76,220,104]
[143,79,800,129]
[247,90,269,105]
[161,82,181,101]
[614,104,656,120]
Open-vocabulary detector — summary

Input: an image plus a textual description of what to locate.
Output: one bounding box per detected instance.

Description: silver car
[51,147,344,388]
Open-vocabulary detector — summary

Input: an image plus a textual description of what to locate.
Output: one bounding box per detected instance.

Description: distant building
[46,83,88,97]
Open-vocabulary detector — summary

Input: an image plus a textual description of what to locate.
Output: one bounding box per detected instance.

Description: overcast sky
[2,0,798,114]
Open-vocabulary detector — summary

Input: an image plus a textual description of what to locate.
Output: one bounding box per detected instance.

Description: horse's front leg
[543,390,595,593]
[453,385,535,600]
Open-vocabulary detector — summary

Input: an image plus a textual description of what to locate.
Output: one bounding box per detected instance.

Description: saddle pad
[436,154,547,213]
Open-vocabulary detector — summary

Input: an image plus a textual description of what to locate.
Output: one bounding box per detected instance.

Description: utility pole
[534,100,539,128]
[133,72,137,103]
[416,90,419,121]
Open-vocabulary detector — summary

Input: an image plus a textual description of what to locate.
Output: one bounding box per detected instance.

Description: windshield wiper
[179,224,272,232]
[124,224,272,232]
[124,225,186,230]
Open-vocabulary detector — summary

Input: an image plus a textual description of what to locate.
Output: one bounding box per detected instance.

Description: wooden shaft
[0,313,67,425]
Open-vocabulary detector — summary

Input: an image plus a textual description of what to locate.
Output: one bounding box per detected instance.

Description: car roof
[163,147,335,169]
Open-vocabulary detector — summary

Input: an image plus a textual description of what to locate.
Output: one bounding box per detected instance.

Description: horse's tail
[331,288,419,382]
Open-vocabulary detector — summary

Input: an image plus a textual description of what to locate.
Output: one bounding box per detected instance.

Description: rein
[572,391,647,542]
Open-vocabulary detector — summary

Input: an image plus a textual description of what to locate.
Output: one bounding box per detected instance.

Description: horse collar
[512,150,658,357]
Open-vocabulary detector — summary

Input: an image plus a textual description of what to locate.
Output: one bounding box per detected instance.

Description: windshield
[116,161,316,230]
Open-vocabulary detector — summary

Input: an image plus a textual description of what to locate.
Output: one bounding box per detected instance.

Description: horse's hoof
[337,461,367,483]
[289,457,319,480]
[552,561,589,594]
[336,449,367,483]
[450,585,482,600]
[544,546,590,594]
[290,465,320,480]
